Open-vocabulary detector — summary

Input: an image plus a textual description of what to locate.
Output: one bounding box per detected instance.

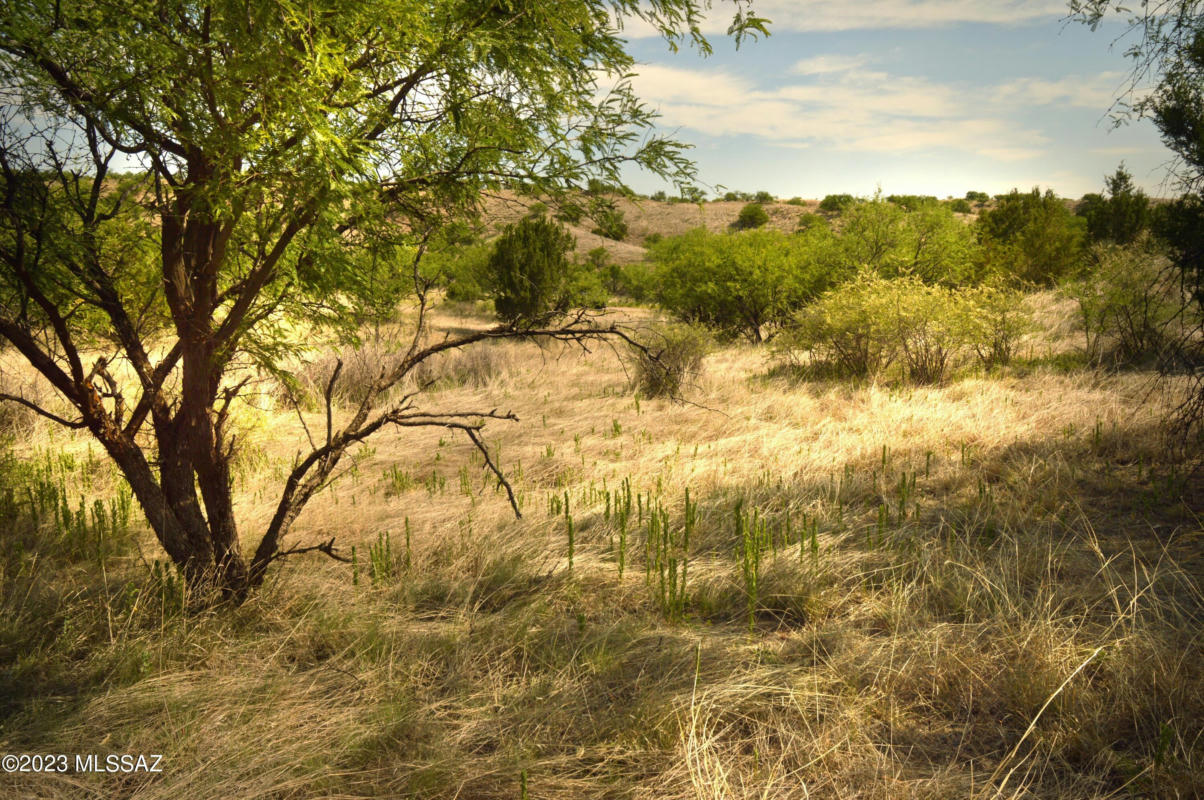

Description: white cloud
[621,0,1067,37]
[991,73,1127,109]
[791,55,871,75]
[629,61,1070,160]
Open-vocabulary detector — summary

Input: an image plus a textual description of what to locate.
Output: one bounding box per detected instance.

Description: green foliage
[819,194,859,213]
[1077,165,1150,244]
[796,212,829,232]
[960,283,1034,369]
[836,195,980,284]
[679,185,707,203]
[488,216,583,326]
[785,197,807,206]
[886,194,939,211]
[733,202,770,230]
[554,202,585,224]
[779,272,1012,383]
[948,198,973,214]
[627,323,709,398]
[1064,244,1184,366]
[753,190,775,204]
[589,200,628,241]
[653,227,834,342]
[965,191,991,205]
[976,188,1086,285]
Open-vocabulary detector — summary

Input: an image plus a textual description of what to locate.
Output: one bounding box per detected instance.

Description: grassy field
[2,296,1203,799]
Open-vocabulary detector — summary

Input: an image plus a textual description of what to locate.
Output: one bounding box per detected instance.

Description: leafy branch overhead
[0,0,765,600]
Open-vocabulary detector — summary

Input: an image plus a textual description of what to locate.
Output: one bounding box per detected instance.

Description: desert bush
[733,202,769,230]
[1064,243,1184,366]
[779,272,978,383]
[589,200,628,241]
[795,212,828,232]
[961,282,1034,369]
[977,188,1086,285]
[785,196,806,206]
[836,196,980,284]
[948,198,973,214]
[1077,165,1150,245]
[427,241,492,302]
[819,193,858,213]
[965,190,990,205]
[886,194,939,211]
[554,201,584,224]
[610,261,656,302]
[627,323,709,397]
[487,215,584,325]
[654,227,833,342]
[753,190,774,204]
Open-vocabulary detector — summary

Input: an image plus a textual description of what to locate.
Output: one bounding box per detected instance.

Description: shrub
[948,198,973,214]
[610,260,655,302]
[654,227,833,342]
[1077,165,1150,245]
[835,196,980,284]
[487,216,581,325]
[796,212,828,232]
[753,190,774,204]
[818,193,858,213]
[628,323,708,398]
[733,202,769,230]
[965,190,991,205]
[1064,243,1184,366]
[977,188,1086,285]
[886,194,938,211]
[961,282,1033,369]
[554,201,584,224]
[785,196,806,206]
[589,200,628,241]
[426,241,492,302]
[778,273,984,384]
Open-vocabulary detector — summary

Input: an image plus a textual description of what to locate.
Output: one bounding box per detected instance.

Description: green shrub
[819,194,858,214]
[654,227,834,342]
[835,196,980,284]
[1077,165,1150,245]
[487,216,583,325]
[627,323,709,398]
[554,201,584,224]
[785,196,806,206]
[1064,244,1183,366]
[961,282,1033,369]
[733,202,769,230]
[948,198,973,214]
[886,194,939,211]
[778,273,987,384]
[611,260,655,302]
[590,200,628,241]
[965,190,991,205]
[753,190,774,204]
[796,212,828,232]
[976,188,1086,285]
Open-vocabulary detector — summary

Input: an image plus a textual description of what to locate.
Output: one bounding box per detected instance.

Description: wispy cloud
[629,60,1078,160]
[621,0,1067,36]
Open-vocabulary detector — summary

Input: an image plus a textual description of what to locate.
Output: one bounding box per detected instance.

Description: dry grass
[2,302,1203,799]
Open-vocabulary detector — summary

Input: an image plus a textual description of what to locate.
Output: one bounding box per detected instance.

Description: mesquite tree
[0,0,766,599]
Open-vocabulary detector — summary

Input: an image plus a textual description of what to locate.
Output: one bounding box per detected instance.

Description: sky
[614,0,1176,200]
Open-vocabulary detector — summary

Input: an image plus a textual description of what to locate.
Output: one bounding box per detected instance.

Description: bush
[753,190,774,204]
[733,202,769,230]
[965,190,991,205]
[961,282,1033,369]
[819,194,858,214]
[1064,243,1184,366]
[785,196,806,206]
[977,188,1086,285]
[487,216,581,325]
[628,323,708,398]
[654,227,834,342]
[778,273,998,383]
[835,196,980,284]
[886,194,939,211]
[948,198,973,214]
[796,212,828,232]
[1077,165,1150,245]
[554,201,584,224]
[589,200,628,241]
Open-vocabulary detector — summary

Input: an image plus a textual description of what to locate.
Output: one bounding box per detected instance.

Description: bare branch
[0,392,87,429]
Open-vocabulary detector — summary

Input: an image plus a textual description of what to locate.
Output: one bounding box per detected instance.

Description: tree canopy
[0,0,766,599]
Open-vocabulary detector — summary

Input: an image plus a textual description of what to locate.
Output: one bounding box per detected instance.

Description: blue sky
[615,0,1174,200]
